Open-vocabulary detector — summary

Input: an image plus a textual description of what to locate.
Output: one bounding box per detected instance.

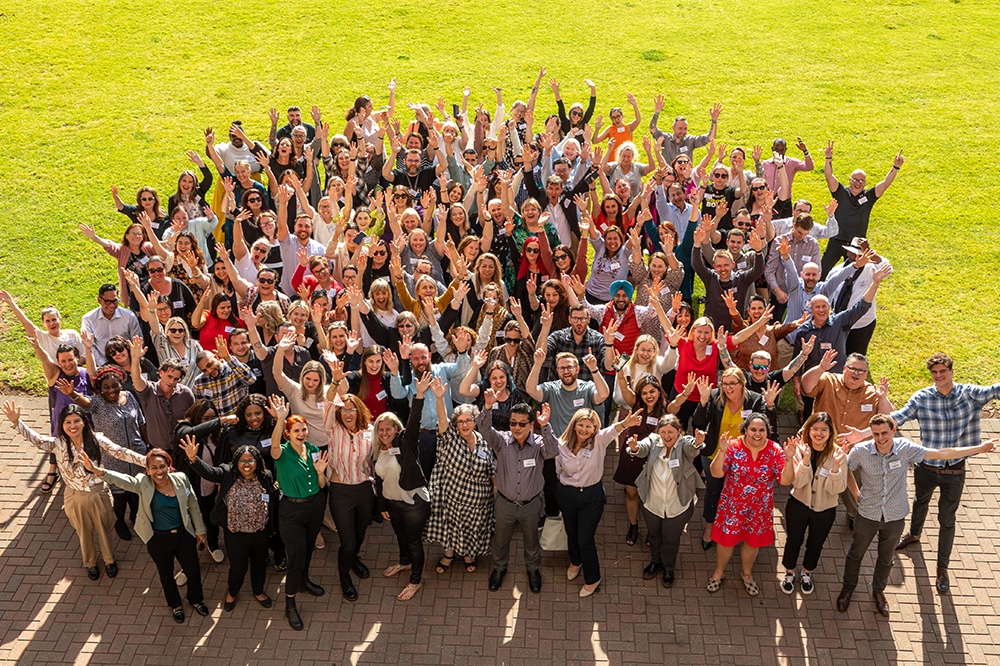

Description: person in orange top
[593,93,642,161]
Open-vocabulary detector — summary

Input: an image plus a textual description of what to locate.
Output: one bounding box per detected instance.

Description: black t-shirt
[831,184,878,242]
[701,185,738,231]
[385,166,437,198]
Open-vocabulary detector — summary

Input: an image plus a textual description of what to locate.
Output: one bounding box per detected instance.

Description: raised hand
[430,376,447,399]
[763,380,781,406]
[532,346,546,366]
[383,348,400,375]
[582,347,598,372]
[269,394,288,420]
[819,348,838,372]
[800,335,816,357]
[2,400,21,426]
[179,434,199,462]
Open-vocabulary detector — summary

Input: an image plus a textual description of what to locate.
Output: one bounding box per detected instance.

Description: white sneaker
[175,571,187,586]
[780,572,796,595]
[800,572,814,595]
[211,549,225,563]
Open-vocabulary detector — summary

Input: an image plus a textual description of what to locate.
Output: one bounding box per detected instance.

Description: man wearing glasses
[81,284,142,365]
[820,140,904,277]
[700,165,745,233]
[801,350,893,528]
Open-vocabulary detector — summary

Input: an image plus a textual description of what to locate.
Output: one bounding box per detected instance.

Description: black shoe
[936,567,950,594]
[255,594,273,608]
[488,569,506,591]
[848,517,855,532]
[172,607,185,623]
[873,591,890,617]
[625,523,639,546]
[340,574,358,602]
[837,587,853,612]
[285,597,303,631]
[105,562,118,579]
[115,521,132,540]
[87,566,100,581]
[662,570,675,588]
[223,597,236,612]
[527,570,541,594]
[701,539,715,551]
[302,579,325,597]
[352,558,371,579]
[642,562,663,580]
[192,602,209,616]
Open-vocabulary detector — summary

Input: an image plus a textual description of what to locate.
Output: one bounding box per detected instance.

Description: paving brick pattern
[1,397,997,665]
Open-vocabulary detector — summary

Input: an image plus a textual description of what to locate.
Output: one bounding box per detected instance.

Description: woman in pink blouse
[556,408,643,598]
[322,393,375,602]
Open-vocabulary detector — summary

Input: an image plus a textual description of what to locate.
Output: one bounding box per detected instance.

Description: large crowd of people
[3,70,998,629]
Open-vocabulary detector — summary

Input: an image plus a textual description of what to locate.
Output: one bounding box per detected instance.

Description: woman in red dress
[706,413,795,596]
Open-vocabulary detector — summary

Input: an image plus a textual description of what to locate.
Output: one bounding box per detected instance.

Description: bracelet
[802,150,810,156]
[891,165,899,171]
[825,157,832,161]
[605,343,614,347]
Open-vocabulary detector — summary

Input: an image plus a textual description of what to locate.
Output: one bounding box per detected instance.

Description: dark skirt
[613,443,646,487]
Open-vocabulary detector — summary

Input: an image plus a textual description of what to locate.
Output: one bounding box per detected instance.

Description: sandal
[625,523,638,546]
[463,557,477,573]
[315,533,325,550]
[435,555,454,574]
[706,576,725,593]
[743,576,760,597]
[396,582,422,601]
[383,563,412,578]
[40,472,58,494]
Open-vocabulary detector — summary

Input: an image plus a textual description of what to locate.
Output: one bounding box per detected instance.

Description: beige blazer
[790,453,848,512]
[101,469,206,543]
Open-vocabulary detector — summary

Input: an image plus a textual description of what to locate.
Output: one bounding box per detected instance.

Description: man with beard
[691,223,765,327]
[381,131,448,197]
[583,280,658,360]
[129,338,195,452]
[276,202,325,296]
[269,105,318,146]
[765,214,822,321]
[539,304,611,383]
[192,342,256,418]
[650,182,701,302]
[389,342,470,476]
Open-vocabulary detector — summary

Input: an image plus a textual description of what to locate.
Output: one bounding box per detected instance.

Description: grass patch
[1,0,999,402]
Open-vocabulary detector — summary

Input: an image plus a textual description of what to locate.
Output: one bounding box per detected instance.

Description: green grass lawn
[1,0,998,401]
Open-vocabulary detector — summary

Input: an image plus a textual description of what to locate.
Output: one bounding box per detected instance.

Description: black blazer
[692,388,769,458]
[187,455,278,534]
[374,395,428,511]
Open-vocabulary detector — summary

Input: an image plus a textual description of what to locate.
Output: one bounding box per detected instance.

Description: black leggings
[387,496,431,585]
[112,490,139,525]
[328,482,375,576]
[224,529,269,597]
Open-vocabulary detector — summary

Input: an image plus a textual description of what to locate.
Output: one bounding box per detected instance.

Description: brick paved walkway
[1,397,997,665]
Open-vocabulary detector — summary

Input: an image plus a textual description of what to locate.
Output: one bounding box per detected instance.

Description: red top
[198,313,246,352]
[361,373,388,418]
[673,335,736,401]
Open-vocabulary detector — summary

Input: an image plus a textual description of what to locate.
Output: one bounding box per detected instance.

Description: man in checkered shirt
[192,345,256,417]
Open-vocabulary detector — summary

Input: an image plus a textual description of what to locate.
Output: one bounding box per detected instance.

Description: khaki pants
[63,485,116,567]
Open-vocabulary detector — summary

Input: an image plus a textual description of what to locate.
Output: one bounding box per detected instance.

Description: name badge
[224,326,235,333]
[758,335,768,345]
[138,256,150,266]
[581,449,592,458]
[304,338,314,348]
[707,343,715,354]
[376,390,387,401]
[172,300,184,309]
[573,398,585,407]
[609,262,621,271]
[260,438,272,448]
[660,285,671,296]
[802,255,813,262]
[388,447,401,456]
[668,458,680,469]
[889,460,902,470]
[150,221,161,229]
[737,262,747,271]
[476,449,490,460]
[679,146,689,153]
[311,452,320,462]
[818,468,830,477]
[820,342,832,350]
[741,410,751,418]
[861,404,874,412]
[614,331,625,341]
[523,458,536,468]
[261,493,269,502]
[646,416,659,426]
[857,196,868,205]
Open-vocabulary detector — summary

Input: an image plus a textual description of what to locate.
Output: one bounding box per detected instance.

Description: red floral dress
[711,438,785,548]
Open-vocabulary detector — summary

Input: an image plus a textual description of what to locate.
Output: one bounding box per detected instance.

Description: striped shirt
[847,437,927,522]
[323,404,374,485]
[891,383,1000,468]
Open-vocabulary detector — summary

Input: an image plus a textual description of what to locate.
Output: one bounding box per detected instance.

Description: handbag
[539,514,568,551]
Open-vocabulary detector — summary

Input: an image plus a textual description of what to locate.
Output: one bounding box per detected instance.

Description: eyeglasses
[455,418,475,425]
[556,365,577,372]
[513,161,524,167]
[735,221,750,228]
[569,316,588,322]
[849,176,866,184]
[509,420,530,428]
[341,407,358,413]
[332,142,348,149]
[570,111,583,117]
[168,327,186,334]
[398,322,415,329]
[751,363,769,371]
[844,366,868,375]
[147,267,165,274]
[504,337,520,344]
[393,193,408,199]
[258,277,275,285]
[524,247,539,255]
[712,173,728,179]
[751,185,766,192]
[100,297,120,305]
[238,459,256,466]
[721,381,742,388]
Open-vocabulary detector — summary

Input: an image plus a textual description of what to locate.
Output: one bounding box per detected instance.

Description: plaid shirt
[193,358,255,417]
[890,383,1000,467]
[544,327,606,383]
[848,437,927,522]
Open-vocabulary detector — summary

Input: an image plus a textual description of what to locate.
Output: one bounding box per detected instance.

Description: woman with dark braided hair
[179,438,279,612]
[2,401,146,580]
[56,365,149,542]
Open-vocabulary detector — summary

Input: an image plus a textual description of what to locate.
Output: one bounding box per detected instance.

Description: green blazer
[101,469,206,544]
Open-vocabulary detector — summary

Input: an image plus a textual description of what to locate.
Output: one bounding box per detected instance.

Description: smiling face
[146,455,172,484]
[179,173,196,194]
[635,339,656,365]
[377,420,399,446]
[301,370,322,394]
[243,404,265,429]
[556,357,580,386]
[42,311,62,334]
[605,231,622,254]
[197,353,223,379]
[849,170,867,195]
[658,423,680,447]
[809,420,831,451]
[287,421,309,443]
[98,374,122,404]
[691,324,712,346]
[98,290,120,318]
[809,295,830,326]
[573,416,597,440]
[61,413,86,441]
[328,327,347,353]
[364,354,383,375]
[488,368,507,392]
[743,417,769,448]
[639,383,661,407]
[842,358,869,390]
[56,350,79,376]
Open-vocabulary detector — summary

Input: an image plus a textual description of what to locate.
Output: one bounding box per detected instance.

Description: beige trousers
[63,485,116,567]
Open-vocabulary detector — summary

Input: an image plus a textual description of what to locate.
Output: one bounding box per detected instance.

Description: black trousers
[147,529,204,608]
[417,431,438,481]
[781,495,837,572]
[278,493,324,596]
[845,320,876,357]
[197,490,220,551]
[642,503,694,571]
[386,496,431,584]
[820,239,848,278]
[542,459,559,517]
[224,529,269,597]
[910,465,966,568]
[556,482,605,585]
[112,489,139,525]
[701,455,725,524]
[328,482,374,576]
